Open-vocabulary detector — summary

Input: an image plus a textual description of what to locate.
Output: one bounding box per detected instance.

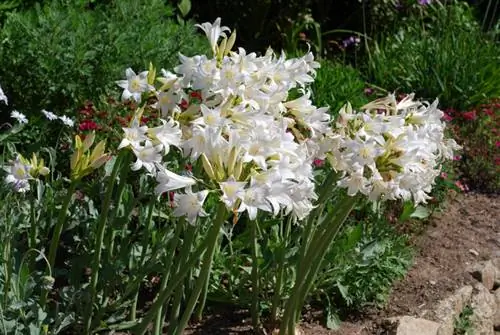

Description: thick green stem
[2,236,11,309]
[167,224,197,334]
[130,200,156,322]
[271,216,292,323]
[106,162,130,259]
[83,153,125,335]
[132,222,213,335]
[40,181,78,309]
[29,196,37,271]
[250,219,260,329]
[167,284,184,334]
[281,194,358,335]
[173,203,227,335]
[153,220,184,335]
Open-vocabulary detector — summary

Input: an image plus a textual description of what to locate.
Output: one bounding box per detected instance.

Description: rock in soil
[471,283,497,335]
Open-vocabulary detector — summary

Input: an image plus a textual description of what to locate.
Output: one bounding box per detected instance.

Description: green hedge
[0,0,208,119]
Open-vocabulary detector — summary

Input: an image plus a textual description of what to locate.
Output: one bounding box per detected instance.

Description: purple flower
[342,36,361,48]
[418,0,432,5]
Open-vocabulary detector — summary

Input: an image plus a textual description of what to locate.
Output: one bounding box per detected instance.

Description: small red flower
[180,99,189,109]
[185,163,193,172]
[78,120,99,131]
[462,110,477,121]
[313,159,325,167]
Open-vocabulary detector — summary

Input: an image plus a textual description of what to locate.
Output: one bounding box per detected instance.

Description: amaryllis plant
[0,16,459,335]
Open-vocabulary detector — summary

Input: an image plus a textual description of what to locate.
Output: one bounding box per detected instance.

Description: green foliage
[366,1,500,111]
[0,0,207,118]
[315,211,413,311]
[313,60,369,115]
[454,305,474,335]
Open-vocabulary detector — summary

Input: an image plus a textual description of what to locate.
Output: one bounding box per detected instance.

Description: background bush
[312,61,369,115]
[366,1,500,111]
[0,0,208,121]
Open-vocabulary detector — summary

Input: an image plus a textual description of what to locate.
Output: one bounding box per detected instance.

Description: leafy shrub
[446,99,500,193]
[312,60,369,115]
[315,211,413,311]
[366,1,500,110]
[0,0,207,119]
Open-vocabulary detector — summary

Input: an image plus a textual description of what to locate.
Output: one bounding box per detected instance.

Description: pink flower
[455,180,469,192]
[442,113,453,122]
[313,159,325,167]
[495,141,500,148]
[462,110,477,121]
[453,155,462,161]
[440,172,448,179]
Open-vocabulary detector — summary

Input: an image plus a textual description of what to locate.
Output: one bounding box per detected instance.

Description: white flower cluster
[329,94,460,204]
[3,154,50,193]
[116,18,332,222]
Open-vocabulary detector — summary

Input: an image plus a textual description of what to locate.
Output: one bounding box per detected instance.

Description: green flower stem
[250,219,260,329]
[29,196,37,271]
[40,181,78,309]
[168,224,197,334]
[83,153,125,335]
[167,285,185,334]
[271,215,293,323]
[153,219,184,335]
[132,217,217,335]
[29,196,37,250]
[106,157,131,259]
[282,194,358,335]
[2,234,11,309]
[173,203,227,335]
[130,200,156,322]
[280,170,338,332]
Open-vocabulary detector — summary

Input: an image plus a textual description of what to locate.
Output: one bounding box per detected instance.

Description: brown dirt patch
[186,192,499,334]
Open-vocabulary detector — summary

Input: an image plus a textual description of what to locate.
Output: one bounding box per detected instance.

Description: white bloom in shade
[116,68,153,102]
[219,176,247,209]
[195,17,230,54]
[172,187,209,224]
[147,118,182,153]
[41,109,58,121]
[155,166,196,195]
[0,84,7,105]
[337,165,370,196]
[130,141,163,173]
[118,123,149,150]
[4,156,32,192]
[11,111,28,124]
[59,115,74,127]
[237,185,272,220]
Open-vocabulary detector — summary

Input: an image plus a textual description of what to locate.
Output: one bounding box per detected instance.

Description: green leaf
[410,206,430,219]
[177,0,191,18]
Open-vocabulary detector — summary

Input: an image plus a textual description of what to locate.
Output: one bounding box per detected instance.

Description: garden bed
[183,192,499,334]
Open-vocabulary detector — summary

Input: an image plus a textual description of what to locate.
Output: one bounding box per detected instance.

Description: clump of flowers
[114,18,332,222]
[328,93,461,204]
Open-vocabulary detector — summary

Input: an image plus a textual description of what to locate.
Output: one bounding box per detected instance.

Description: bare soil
[186,192,500,334]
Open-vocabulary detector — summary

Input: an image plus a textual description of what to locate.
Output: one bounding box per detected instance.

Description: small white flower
[147,118,182,153]
[172,187,209,224]
[195,17,230,54]
[4,156,32,192]
[118,123,149,150]
[116,68,153,102]
[219,176,247,210]
[59,115,75,127]
[11,111,28,124]
[155,166,196,195]
[41,109,58,121]
[130,141,163,173]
